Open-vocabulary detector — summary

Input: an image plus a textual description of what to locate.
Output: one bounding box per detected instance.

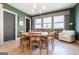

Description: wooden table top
[21,32,49,36]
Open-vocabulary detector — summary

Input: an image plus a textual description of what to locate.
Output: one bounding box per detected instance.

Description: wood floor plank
[0,39,79,55]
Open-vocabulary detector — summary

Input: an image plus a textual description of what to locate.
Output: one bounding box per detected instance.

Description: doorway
[26,18,30,32]
[3,11,15,42]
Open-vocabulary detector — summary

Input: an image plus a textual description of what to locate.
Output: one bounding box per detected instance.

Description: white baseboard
[16,37,20,46]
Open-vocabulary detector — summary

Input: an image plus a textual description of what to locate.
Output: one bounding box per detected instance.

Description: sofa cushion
[62,30,75,35]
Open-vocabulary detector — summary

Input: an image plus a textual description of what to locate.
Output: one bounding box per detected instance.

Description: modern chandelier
[32,4,46,15]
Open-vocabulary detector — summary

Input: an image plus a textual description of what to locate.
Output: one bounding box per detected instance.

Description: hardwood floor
[0,39,79,55]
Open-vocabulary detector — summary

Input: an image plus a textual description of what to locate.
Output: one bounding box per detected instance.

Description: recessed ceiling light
[42,6,46,10]
[32,9,35,13]
[33,4,37,9]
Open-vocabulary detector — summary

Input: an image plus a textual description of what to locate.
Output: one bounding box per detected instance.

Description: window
[35,17,52,29]
[53,15,64,29]
[35,18,42,29]
[43,17,52,29]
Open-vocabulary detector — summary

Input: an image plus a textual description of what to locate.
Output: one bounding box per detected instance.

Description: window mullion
[41,18,43,29]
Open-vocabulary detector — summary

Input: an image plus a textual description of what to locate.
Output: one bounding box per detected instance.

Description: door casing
[3,9,17,42]
[25,17,31,31]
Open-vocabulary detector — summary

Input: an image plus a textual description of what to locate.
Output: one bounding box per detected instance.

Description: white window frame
[53,15,65,29]
[35,18,42,29]
[43,17,52,29]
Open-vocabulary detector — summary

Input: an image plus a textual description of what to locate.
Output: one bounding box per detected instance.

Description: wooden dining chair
[29,32,41,54]
[40,35,48,54]
[53,31,58,39]
[19,35,26,52]
[19,32,30,52]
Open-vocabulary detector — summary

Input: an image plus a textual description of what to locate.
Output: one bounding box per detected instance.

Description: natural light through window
[43,17,52,29]
[35,18,42,29]
[53,15,64,29]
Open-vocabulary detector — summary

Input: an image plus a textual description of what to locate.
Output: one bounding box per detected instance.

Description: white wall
[0,4,3,45]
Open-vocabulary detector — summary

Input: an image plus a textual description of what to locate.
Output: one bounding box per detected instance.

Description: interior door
[3,11,15,42]
[26,19,30,32]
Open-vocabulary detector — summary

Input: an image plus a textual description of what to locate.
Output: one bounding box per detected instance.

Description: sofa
[59,30,75,42]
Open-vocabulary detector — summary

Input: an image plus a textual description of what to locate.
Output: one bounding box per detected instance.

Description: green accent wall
[74,3,79,40]
[2,3,31,37]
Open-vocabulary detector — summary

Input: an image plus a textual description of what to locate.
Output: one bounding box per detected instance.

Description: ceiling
[8,3,76,16]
